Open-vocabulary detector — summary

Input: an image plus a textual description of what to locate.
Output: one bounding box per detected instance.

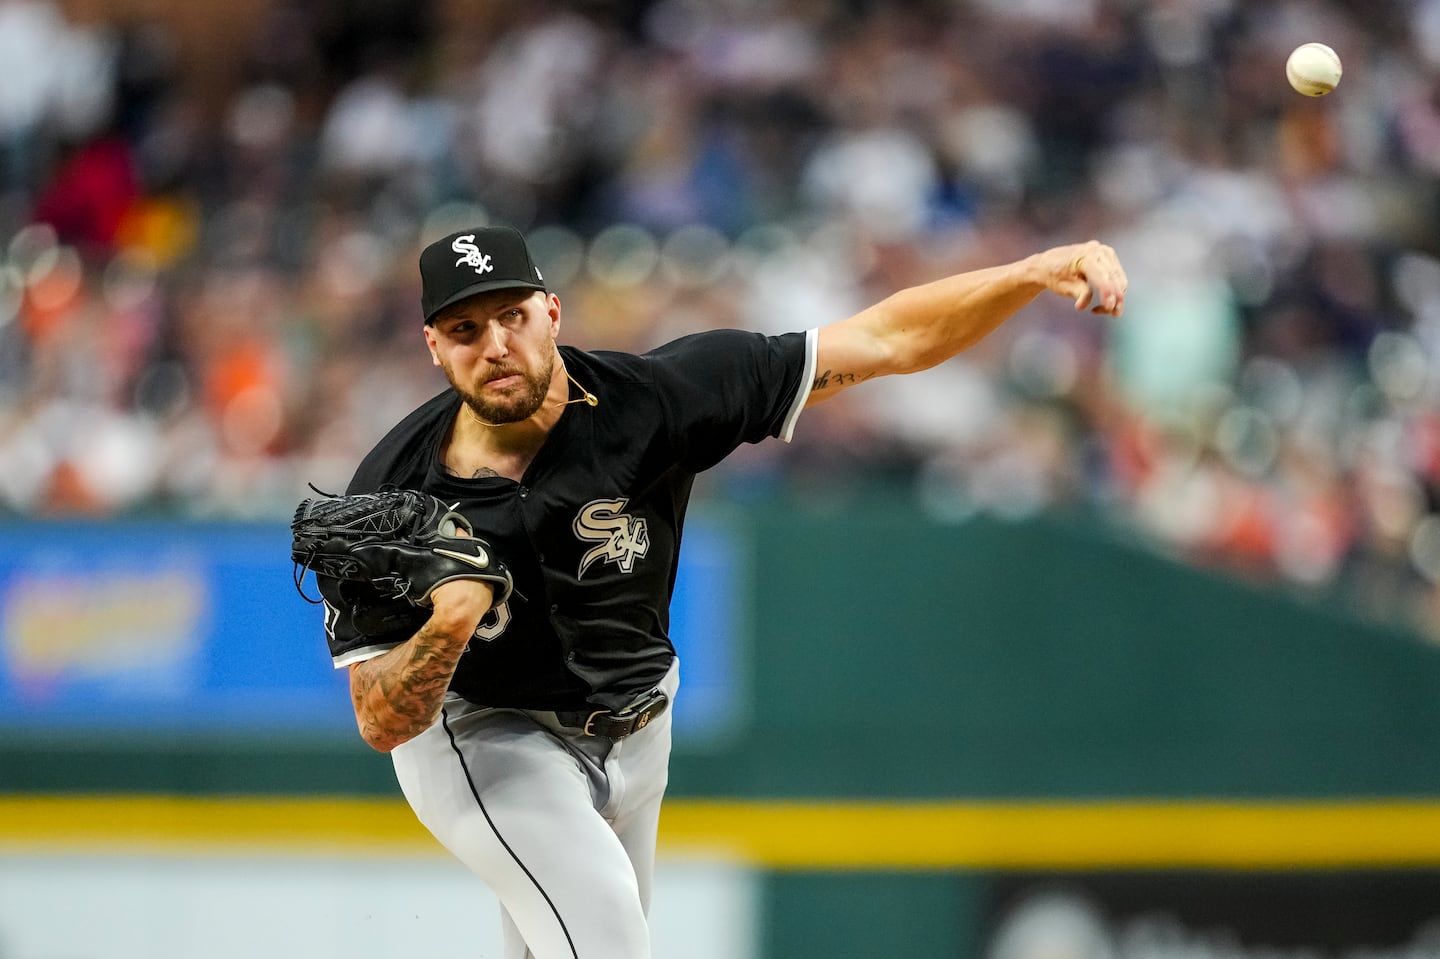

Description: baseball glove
[291,488,513,609]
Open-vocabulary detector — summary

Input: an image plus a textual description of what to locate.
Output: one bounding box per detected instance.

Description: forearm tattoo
[353,621,467,746]
[812,368,873,392]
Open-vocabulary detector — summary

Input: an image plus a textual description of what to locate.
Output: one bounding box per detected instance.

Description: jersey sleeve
[644,328,816,472]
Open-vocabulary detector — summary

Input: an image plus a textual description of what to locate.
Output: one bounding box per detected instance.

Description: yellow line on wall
[0,795,432,857]
[3,796,1440,869]
[664,800,1440,869]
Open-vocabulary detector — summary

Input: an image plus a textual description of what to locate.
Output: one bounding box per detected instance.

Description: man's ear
[546,292,562,336]
[423,324,441,367]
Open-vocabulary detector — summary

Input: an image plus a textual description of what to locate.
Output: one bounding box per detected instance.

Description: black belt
[556,689,669,739]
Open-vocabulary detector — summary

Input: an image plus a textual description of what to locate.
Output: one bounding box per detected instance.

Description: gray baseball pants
[390,659,679,959]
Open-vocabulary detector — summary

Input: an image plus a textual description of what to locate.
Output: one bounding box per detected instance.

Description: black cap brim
[424,279,547,324]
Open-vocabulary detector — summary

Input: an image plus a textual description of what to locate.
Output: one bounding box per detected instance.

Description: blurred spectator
[31,131,139,255]
[0,0,74,196]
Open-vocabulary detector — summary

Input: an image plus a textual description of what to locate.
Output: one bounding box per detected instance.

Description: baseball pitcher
[291,224,1127,958]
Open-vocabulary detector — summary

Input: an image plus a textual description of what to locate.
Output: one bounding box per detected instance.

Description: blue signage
[0,516,745,742]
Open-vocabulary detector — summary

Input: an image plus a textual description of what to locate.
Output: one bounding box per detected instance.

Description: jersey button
[550,604,559,614]
[518,486,529,498]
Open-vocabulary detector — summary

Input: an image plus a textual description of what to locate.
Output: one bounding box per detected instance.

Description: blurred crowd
[3,0,1440,635]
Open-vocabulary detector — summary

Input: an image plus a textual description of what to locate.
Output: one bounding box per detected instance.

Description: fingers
[1063,241,1127,316]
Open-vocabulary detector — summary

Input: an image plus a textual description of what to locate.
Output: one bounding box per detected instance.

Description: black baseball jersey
[324,327,816,712]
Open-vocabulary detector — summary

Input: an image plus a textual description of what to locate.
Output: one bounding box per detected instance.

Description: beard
[454,349,556,425]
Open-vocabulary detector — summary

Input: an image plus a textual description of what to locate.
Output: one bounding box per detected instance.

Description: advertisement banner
[0,517,744,740]
[982,871,1440,959]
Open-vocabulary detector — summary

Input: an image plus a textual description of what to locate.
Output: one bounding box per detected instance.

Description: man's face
[425,289,561,425]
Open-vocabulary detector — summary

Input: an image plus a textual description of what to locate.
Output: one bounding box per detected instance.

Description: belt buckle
[581,709,607,737]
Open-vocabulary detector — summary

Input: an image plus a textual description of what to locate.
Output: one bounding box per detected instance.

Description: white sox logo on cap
[452,235,494,276]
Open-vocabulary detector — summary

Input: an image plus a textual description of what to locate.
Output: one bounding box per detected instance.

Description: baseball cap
[419,226,547,324]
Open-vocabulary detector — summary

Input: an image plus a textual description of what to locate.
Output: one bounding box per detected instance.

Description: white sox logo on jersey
[452,234,493,275]
[574,498,649,578]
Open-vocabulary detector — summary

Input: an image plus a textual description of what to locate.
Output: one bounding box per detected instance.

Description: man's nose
[481,322,509,358]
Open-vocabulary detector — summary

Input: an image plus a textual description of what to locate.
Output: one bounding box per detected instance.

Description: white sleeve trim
[777,328,818,443]
[333,644,397,669]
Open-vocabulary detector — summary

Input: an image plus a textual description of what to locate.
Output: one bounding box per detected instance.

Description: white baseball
[1286,42,1342,97]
